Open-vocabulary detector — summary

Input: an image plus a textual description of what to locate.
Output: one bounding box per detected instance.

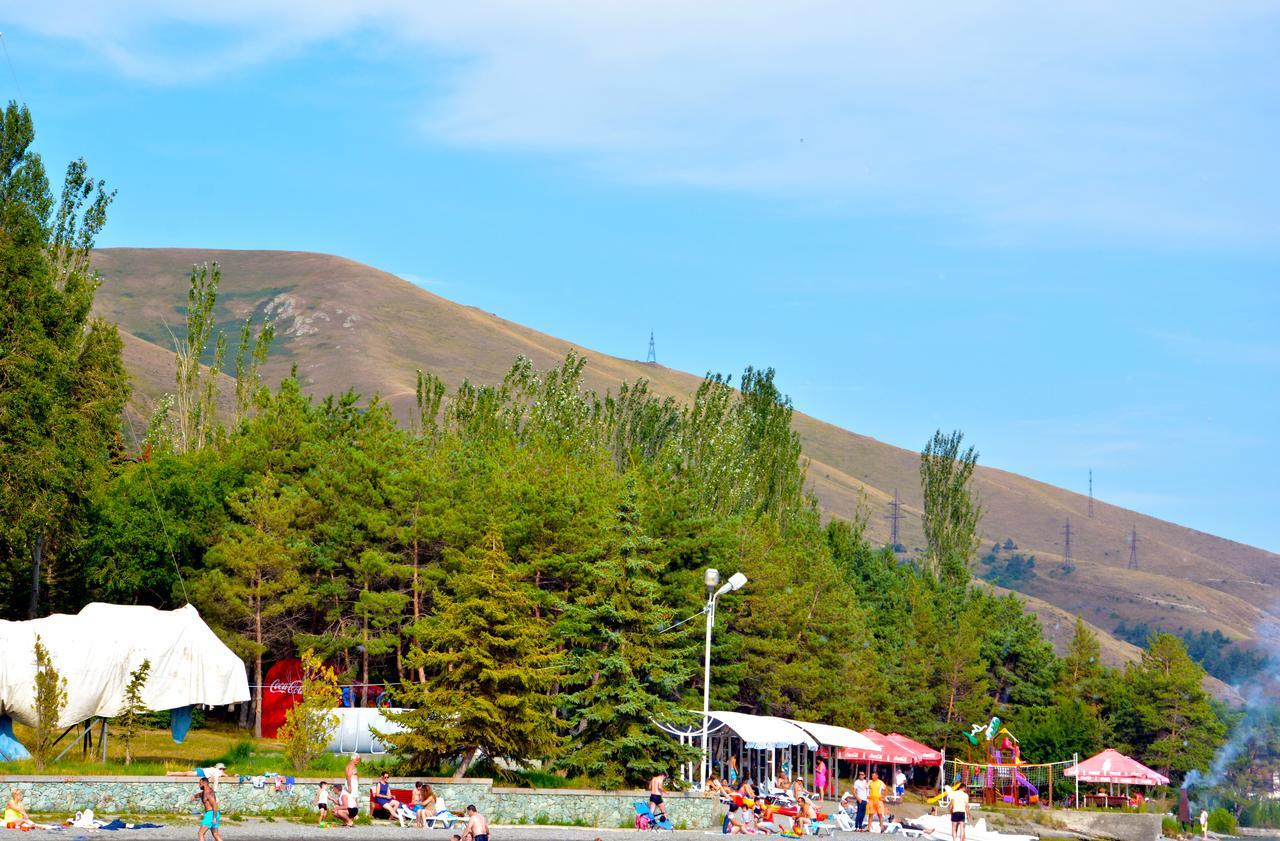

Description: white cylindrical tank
[324,707,407,755]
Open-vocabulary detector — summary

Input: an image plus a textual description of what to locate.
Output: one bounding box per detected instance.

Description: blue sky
[4,3,1278,550]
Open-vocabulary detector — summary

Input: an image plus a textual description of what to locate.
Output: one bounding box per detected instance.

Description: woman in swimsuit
[5,790,39,830]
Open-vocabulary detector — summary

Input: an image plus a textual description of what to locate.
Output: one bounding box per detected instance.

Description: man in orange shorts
[867,771,888,832]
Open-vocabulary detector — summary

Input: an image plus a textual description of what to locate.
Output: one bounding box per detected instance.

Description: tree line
[0,101,1230,788]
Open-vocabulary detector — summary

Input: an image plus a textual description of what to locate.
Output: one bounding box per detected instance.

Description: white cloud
[12,1,1280,242]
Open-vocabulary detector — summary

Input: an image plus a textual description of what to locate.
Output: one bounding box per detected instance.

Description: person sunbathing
[4,790,47,831]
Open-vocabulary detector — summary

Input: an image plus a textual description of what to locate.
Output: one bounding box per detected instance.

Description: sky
[3,2,1278,550]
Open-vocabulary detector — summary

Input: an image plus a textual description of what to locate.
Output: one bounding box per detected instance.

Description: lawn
[3,720,391,777]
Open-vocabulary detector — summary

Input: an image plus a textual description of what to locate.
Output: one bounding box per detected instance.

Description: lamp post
[701,567,748,790]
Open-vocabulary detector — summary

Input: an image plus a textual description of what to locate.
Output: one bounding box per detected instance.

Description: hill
[90,248,1279,683]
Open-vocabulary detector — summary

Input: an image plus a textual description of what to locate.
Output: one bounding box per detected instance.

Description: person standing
[815,760,828,800]
[194,778,223,841]
[949,782,970,841]
[345,753,361,801]
[867,772,888,833]
[894,769,907,800]
[853,771,870,830]
[460,804,489,841]
[312,781,330,826]
[728,756,739,788]
[649,772,670,822]
[1200,809,1209,840]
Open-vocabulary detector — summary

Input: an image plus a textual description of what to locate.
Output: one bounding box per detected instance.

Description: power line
[0,33,23,101]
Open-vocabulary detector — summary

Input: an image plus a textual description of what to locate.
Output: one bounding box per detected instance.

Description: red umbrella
[1065,749,1170,786]
[834,730,915,764]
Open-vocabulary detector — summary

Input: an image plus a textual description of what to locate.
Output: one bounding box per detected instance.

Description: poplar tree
[119,659,151,765]
[555,486,698,787]
[388,526,560,777]
[32,635,68,769]
[0,102,128,618]
[920,429,981,590]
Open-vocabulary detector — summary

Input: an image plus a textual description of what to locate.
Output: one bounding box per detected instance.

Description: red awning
[886,732,943,767]
[833,730,943,766]
[1064,749,1170,786]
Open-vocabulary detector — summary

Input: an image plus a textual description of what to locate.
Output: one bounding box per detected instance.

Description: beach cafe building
[666,711,941,796]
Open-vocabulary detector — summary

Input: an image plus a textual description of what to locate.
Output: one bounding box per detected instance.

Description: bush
[277,650,339,771]
[139,707,207,731]
[1162,817,1181,837]
[33,635,69,770]
[1208,808,1237,835]
[213,739,255,767]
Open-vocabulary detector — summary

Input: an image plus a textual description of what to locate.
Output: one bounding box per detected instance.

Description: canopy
[704,711,817,751]
[1064,749,1170,786]
[0,603,250,728]
[887,732,943,766]
[790,719,883,752]
[834,729,923,764]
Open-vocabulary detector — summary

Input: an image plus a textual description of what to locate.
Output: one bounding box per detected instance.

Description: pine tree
[1112,632,1225,779]
[555,485,698,788]
[1056,617,1108,710]
[119,659,151,765]
[387,526,561,777]
[192,472,309,737]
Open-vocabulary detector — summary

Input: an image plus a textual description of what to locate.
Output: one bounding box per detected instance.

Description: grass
[2,720,392,777]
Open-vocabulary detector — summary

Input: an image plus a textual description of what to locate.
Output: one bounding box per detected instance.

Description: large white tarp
[0,603,250,728]
[704,710,817,750]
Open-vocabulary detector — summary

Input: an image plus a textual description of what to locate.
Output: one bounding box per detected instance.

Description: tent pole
[100,719,109,763]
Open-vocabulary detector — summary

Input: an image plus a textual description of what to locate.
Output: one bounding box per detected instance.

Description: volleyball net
[943,758,1079,808]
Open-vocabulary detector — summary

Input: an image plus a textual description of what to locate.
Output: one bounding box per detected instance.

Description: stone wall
[0,776,718,830]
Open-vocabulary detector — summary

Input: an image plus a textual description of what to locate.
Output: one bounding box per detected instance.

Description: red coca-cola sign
[261,658,304,739]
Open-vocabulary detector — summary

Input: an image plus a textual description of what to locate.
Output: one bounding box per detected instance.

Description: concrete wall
[0,776,718,830]
[983,805,1164,841]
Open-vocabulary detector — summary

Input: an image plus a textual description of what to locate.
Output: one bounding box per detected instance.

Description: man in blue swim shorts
[195,778,224,841]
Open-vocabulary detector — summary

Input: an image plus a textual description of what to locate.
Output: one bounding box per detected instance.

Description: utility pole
[887,489,902,549]
[646,330,656,364]
[1128,525,1138,569]
[1088,469,1094,518]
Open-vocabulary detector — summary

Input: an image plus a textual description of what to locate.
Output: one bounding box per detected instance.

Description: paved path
[26,821,717,841]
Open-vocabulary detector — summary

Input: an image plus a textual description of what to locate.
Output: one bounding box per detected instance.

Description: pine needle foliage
[554,483,698,788]
[387,526,561,777]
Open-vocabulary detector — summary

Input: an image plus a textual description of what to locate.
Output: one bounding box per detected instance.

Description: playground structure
[941,718,1074,808]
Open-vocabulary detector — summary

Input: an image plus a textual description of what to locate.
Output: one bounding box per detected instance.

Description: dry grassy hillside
[91,248,1280,670]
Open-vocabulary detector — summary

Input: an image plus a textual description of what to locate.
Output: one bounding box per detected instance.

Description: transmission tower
[1088,469,1094,518]
[1062,517,1073,567]
[887,489,902,549]
[1128,525,1138,569]
[646,330,656,364]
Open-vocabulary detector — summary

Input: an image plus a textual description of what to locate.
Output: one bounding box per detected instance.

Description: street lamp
[700,567,748,790]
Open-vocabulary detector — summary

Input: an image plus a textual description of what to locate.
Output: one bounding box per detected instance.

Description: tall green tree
[919,429,981,590]
[1110,632,1226,779]
[1056,617,1110,711]
[388,526,561,777]
[0,102,128,618]
[192,472,309,737]
[555,485,698,787]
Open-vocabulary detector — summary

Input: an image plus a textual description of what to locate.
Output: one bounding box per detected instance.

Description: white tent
[0,603,250,728]
[788,719,882,752]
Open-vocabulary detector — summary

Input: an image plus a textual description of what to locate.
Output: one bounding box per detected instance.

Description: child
[313,781,330,826]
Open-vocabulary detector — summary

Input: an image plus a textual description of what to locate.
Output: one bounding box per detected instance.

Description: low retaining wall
[983,806,1163,841]
[0,776,718,830]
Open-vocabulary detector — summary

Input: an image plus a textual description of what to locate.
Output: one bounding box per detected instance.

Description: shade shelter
[700,711,817,791]
[790,720,883,797]
[1065,749,1169,786]
[1065,749,1169,808]
[887,732,943,766]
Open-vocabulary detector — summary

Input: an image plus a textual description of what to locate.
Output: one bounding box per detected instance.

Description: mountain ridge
[90,247,1279,685]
